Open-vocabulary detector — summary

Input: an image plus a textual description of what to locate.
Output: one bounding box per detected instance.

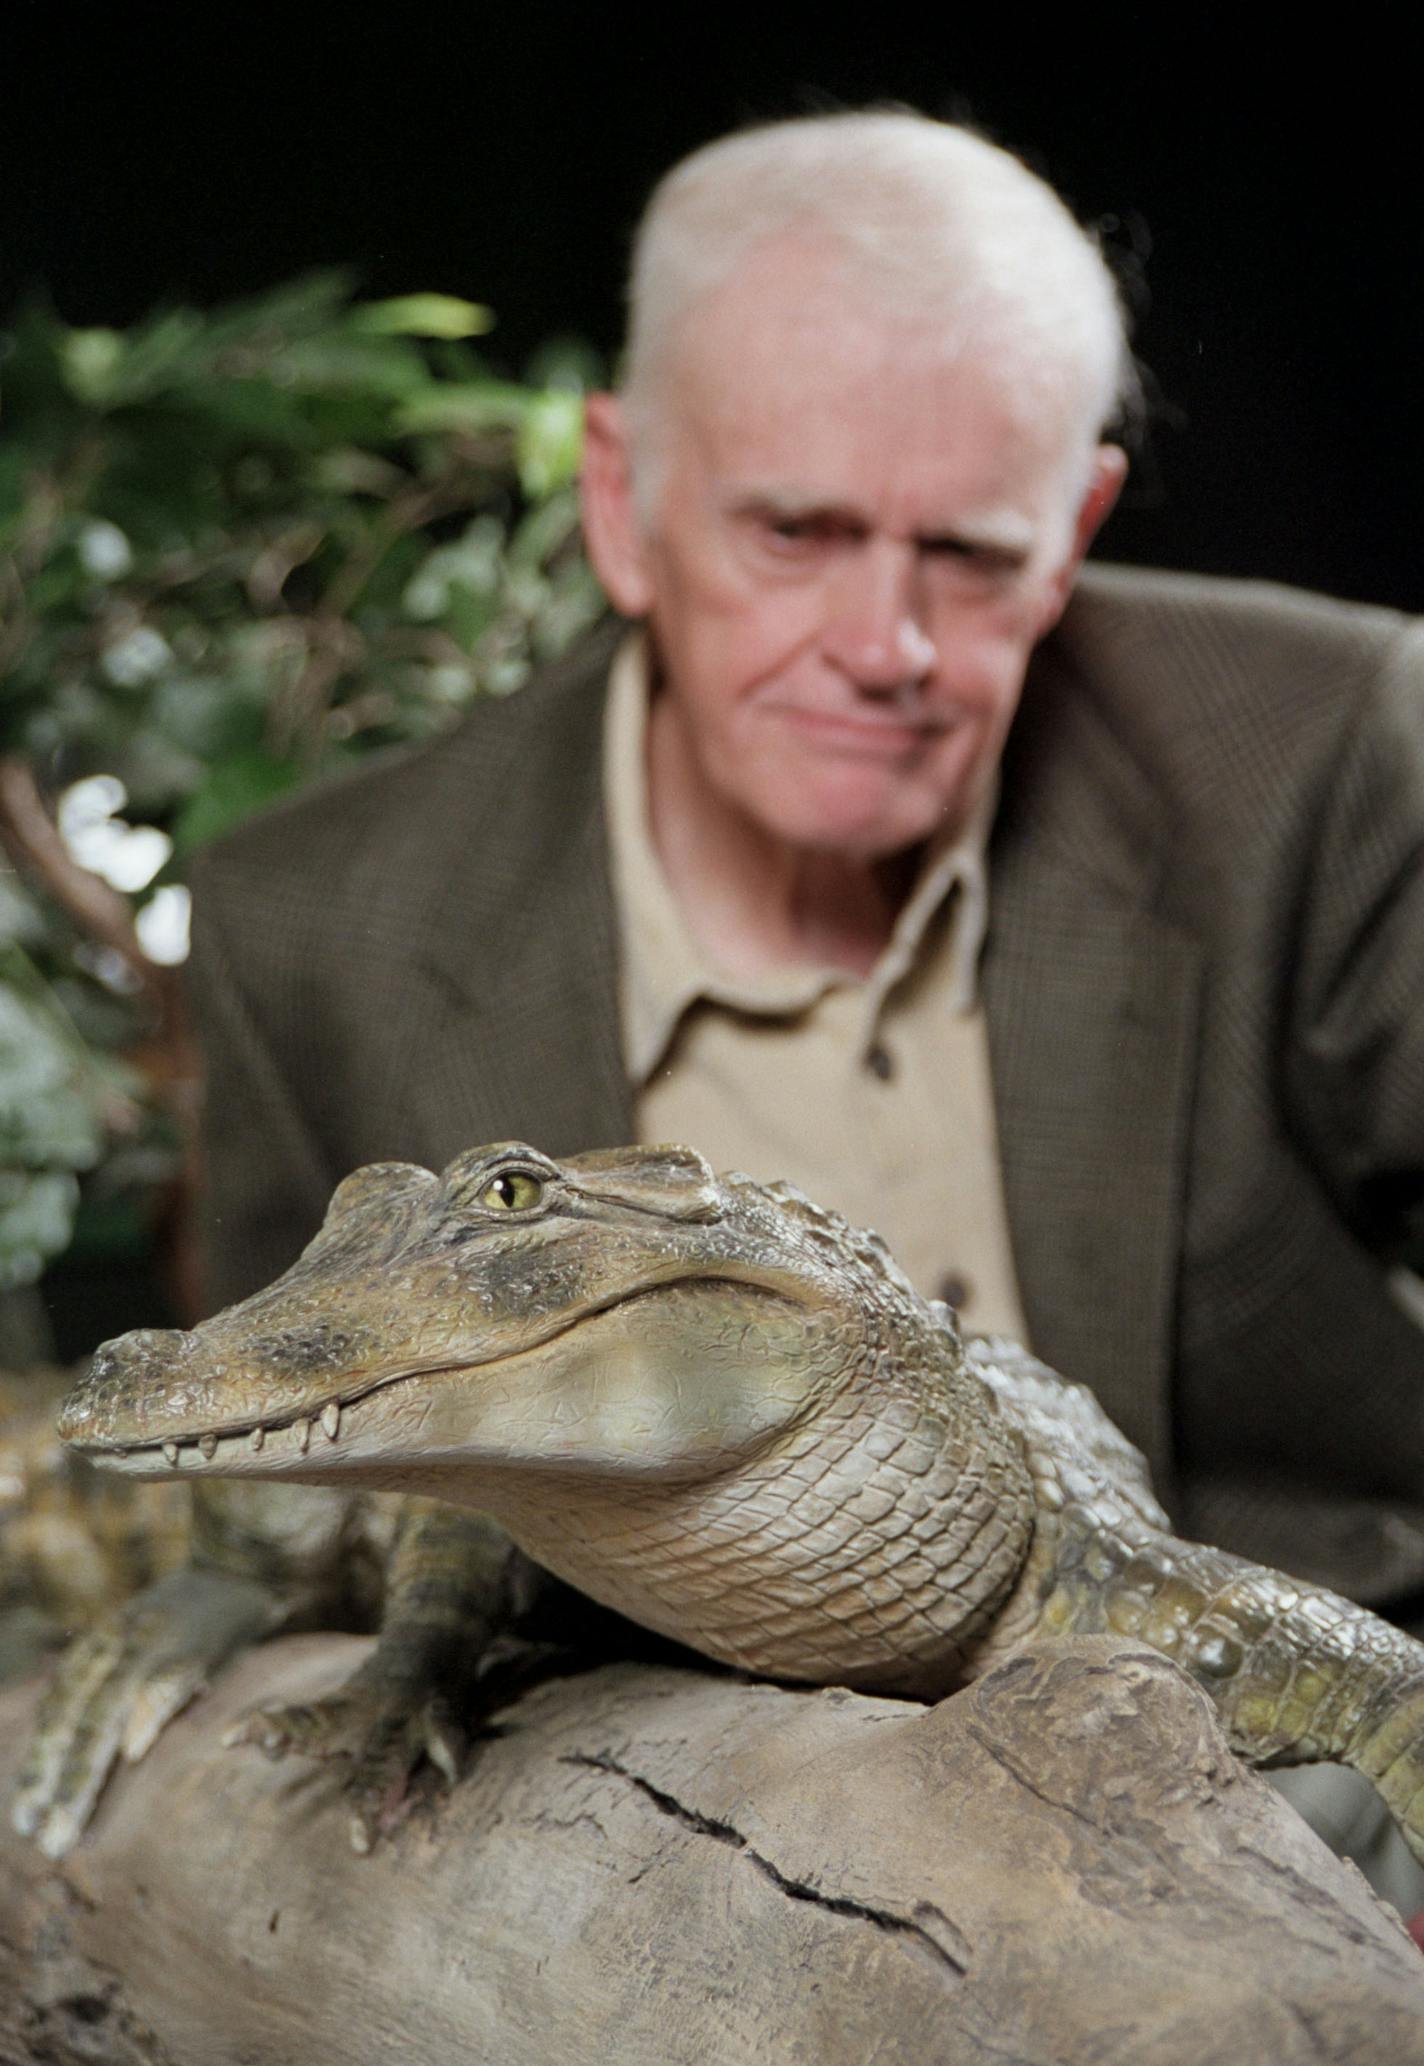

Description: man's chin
[749,781,974,861]
[731,724,988,859]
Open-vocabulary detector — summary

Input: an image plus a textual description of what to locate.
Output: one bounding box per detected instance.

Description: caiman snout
[59,1327,201,1443]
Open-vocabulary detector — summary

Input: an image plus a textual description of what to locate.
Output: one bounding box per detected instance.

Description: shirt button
[937,1272,972,1310]
[865,1043,894,1081]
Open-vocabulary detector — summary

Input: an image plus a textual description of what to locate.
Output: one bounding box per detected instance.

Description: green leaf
[355,294,495,340]
[60,327,125,405]
[402,517,505,622]
[507,487,582,572]
[170,750,305,852]
[515,390,585,498]
[523,335,606,393]
[395,381,533,436]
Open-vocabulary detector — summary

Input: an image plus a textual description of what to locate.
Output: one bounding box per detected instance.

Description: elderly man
[22,113,1424,1890]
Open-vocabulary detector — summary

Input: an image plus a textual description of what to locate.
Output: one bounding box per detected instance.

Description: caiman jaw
[81,1394,348,1472]
[62,1366,416,1475]
[60,1263,838,1481]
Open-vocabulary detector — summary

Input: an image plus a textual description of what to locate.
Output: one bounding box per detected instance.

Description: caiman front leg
[11,1474,373,1858]
[1041,1501,1424,1862]
[13,1563,284,1859]
[224,1498,535,1853]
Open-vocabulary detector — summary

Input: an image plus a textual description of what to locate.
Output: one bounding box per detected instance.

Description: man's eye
[479,1172,545,1211]
[762,512,851,547]
[766,517,815,545]
[922,538,1025,577]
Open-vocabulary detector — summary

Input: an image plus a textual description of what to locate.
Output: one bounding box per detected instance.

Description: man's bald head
[620,110,1134,506]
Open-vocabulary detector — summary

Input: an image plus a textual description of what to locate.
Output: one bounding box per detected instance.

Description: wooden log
[2,1631,1422,2066]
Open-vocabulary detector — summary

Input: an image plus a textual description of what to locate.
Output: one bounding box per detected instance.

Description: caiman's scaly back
[45,1141,1424,1866]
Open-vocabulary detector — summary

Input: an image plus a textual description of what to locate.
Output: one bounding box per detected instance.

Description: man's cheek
[700,607,816,692]
[933,628,1032,716]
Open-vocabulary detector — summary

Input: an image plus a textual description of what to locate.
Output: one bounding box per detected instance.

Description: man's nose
[822,548,937,692]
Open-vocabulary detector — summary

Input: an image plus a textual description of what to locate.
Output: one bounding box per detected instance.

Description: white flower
[58,775,172,891]
[135,885,190,965]
[100,626,172,687]
[77,520,134,581]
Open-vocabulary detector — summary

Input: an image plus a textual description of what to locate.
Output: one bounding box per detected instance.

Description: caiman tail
[1041,1504,1424,1863]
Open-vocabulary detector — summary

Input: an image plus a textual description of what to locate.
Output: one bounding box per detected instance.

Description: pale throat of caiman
[58,1142,1038,1692]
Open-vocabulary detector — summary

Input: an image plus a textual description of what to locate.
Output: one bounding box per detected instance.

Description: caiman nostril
[109,1326,194,1357]
[91,1327,197,1377]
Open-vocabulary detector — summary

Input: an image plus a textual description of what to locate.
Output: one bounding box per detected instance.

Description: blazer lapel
[983,879,1198,1493]
[389,627,635,1170]
[984,628,1202,1495]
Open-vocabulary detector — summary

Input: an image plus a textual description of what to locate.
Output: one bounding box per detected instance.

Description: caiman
[25,1140,1424,1866]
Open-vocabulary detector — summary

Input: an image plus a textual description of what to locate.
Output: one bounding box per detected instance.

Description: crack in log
[1231,1840,1406,1951]
[564,1753,969,1978]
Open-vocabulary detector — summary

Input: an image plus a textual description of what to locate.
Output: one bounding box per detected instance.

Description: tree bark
[2,1631,1421,2066]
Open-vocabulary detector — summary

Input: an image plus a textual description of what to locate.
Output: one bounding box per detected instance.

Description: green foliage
[0,274,607,1287]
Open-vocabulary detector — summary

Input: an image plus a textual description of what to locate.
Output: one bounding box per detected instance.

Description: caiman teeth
[140,1412,328,1462]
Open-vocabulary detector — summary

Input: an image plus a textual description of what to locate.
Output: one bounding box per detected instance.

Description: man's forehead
[679,236,1079,401]
[665,254,1087,498]
[675,342,1080,544]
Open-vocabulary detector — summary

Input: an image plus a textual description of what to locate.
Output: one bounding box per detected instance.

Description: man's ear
[1035,443,1129,636]
[580,393,655,618]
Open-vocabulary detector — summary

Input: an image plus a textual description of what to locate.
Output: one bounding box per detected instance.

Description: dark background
[4,13,1419,608]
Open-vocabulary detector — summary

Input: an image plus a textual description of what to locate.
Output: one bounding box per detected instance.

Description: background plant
[0,273,604,1338]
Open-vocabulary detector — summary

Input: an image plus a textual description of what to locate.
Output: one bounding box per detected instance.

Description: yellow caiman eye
[479,1171,545,1212]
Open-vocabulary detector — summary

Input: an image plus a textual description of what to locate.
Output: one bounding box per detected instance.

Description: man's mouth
[766,703,956,754]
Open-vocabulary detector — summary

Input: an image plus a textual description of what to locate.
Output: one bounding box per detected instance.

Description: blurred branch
[0,759,169,1023]
[0,759,203,1316]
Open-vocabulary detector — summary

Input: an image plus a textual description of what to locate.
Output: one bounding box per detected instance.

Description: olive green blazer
[188,565,1424,1607]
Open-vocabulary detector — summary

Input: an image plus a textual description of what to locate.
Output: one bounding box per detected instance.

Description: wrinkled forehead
[657,352,1080,564]
[665,237,1100,466]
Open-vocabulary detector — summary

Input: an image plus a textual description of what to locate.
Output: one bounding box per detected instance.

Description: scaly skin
[41,1141,1424,1864]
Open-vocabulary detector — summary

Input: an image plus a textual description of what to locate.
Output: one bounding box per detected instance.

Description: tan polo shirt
[604,633,1029,1340]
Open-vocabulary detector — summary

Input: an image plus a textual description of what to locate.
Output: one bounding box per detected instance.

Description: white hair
[621,110,1134,490]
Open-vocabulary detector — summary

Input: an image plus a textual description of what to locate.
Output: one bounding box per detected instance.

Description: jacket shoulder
[1042,563,1420,791]
[1003,565,1423,890]
[188,621,619,927]
[1064,563,1416,700]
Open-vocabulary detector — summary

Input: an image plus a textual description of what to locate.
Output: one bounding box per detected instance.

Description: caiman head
[59,1142,946,1503]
